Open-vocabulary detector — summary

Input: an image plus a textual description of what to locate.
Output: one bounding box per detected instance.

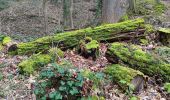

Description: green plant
[164,83,170,93]
[81,69,104,89]
[130,96,138,100]
[34,63,84,100]
[119,80,135,96]
[0,73,3,81]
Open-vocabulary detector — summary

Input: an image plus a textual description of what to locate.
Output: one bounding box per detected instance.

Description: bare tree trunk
[63,0,73,29]
[102,0,115,23]
[102,0,123,23]
[70,0,74,29]
[128,0,136,13]
[43,0,48,35]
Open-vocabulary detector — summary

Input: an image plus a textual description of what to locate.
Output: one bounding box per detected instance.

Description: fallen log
[8,18,145,55]
[158,28,170,47]
[106,42,170,82]
[0,35,16,52]
[104,64,145,92]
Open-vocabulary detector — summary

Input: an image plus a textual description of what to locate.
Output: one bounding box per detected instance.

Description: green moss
[48,48,64,62]
[85,40,99,50]
[19,54,52,74]
[159,28,170,34]
[2,36,11,45]
[105,64,143,83]
[119,14,129,22]
[144,24,154,34]
[12,18,145,55]
[49,48,64,58]
[106,42,170,81]
[140,39,149,45]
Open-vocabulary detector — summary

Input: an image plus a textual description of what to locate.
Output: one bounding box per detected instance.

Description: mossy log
[158,28,170,47]
[106,42,170,82]
[78,37,99,60]
[9,18,146,55]
[0,35,13,51]
[104,64,145,92]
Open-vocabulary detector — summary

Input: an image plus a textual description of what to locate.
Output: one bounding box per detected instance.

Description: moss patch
[104,64,143,83]
[106,42,170,81]
[48,48,64,62]
[159,28,170,34]
[85,40,99,50]
[78,37,99,60]
[19,54,52,74]
[104,64,144,91]
[2,36,11,45]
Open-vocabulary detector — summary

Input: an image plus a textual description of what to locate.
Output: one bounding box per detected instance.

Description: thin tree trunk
[129,0,136,13]
[102,0,116,23]
[43,0,48,35]
[63,0,73,29]
[70,0,74,29]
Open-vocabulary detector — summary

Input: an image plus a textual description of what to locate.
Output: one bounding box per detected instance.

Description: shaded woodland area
[0,0,170,100]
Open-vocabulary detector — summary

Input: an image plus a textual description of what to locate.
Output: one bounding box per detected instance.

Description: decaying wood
[106,42,170,82]
[8,18,146,55]
[104,64,145,92]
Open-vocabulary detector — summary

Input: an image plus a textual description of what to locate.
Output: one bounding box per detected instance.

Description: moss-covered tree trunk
[104,64,145,92]
[106,42,170,82]
[9,18,145,55]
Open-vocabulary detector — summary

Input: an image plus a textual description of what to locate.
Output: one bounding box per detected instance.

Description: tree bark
[43,0,48,35]
[63,0,73,29]
[8,18,145,55]
[102,0,116,23]
[128,0,136,13]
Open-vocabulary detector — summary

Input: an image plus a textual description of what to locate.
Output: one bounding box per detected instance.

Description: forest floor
[0,42,169,100]
[0,1,170,99]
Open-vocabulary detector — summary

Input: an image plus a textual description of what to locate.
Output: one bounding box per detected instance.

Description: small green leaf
[55,92,62,100]
[119,80,127,84]
[70,88,79,95]
[67,81,74,87]
[34,89,39,95]
[60,81,65,85]
[59,86,67,91]
[75,81,83,87]
[49,92,56,99]
[164,83,170,93]
[77,74,83,81]
[130,96,138,100]
[41,82,47,88]
[40,96,46,100]
[0,73,3,81]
